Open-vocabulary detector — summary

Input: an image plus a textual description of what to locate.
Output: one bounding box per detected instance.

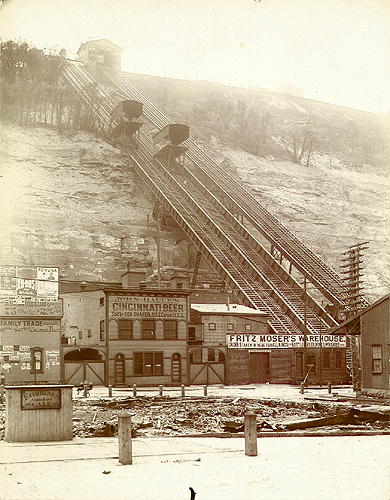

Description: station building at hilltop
[77,39,123,72]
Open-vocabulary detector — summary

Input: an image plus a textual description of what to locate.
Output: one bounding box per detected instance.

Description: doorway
[114,353,126,386]
[171,353,181,384]
[249,351,270,383]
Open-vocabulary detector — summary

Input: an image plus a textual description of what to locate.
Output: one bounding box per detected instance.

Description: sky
[0,0,389,114]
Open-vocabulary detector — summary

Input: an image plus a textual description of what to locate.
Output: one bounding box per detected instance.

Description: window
[323,351,331,369]
[87,329,92,338]
[142,320,155,340]
[372,345,382,373]
[208,348,216,362]
[227,323,234,331]
[100,297,105,306]
[164,320,177,340]
[78,329,83,339]
[118,320,132,340]
[209,323,216,330]
[245,324,252,331]
[134,352,163,376]
[100,320,105,341]
[188,327,196,341]
[30,348,44,374]
[335,351,343,369]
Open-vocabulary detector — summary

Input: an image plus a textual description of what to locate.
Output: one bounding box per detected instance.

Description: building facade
[189,302,348,386]
[77,39,123,72]
[106,288,189,386]
[331,293,390,396]
[0,266,62,384]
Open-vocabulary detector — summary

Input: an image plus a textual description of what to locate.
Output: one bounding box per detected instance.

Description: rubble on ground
[1,394,389,440]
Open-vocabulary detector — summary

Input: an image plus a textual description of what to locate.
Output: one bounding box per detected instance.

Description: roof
[77,39,123,53]
[329,293,389,335]
[190,303,266,315]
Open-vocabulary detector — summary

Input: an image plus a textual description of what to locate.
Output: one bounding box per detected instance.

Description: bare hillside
[0,120,388,302]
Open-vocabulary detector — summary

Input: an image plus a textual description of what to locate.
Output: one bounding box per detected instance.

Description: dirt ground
[1,392,389,441]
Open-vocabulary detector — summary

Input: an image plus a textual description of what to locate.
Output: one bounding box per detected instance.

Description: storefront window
[133,352,163,376]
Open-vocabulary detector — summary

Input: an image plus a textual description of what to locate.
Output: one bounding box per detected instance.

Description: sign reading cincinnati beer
[109,294,186,319]
[227,333,346,349]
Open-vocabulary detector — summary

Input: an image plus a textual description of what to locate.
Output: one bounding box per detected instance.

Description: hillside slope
[1,67,389,302]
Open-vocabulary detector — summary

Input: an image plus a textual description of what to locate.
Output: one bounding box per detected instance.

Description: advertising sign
[21,388,61,410]
[0,319,60,333]
[109,294,186,320]
[0,299,63,317]
[0,266,58,300]
[227,333,346,349]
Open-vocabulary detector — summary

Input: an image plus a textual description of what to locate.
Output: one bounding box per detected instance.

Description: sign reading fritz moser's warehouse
[227,333,346,349]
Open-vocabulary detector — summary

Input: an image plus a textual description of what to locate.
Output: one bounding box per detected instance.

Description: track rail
[62,61,356,335]
[101,68,357,310]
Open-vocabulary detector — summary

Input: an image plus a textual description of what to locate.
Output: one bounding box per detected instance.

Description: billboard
[227,333,346,349]
[0,266,58,301]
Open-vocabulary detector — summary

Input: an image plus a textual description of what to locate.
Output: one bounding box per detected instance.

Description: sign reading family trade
[227,333,346,349]
[109,295,186,320]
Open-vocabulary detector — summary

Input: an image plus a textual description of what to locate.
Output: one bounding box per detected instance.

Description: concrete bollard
[328,381,332,394]
[159,385,163,396]
[244,411,258,456]
[181,384,185,397]
[133,384,137,397]
[108,385,113,397]
[118,415,132,465]
[203,385,207,396]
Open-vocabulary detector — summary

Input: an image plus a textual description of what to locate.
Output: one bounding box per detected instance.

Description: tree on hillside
[282,127,314,165]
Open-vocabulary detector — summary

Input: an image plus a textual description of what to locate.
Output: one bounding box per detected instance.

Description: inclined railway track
[62,61,350,335]
[101,68,351,309]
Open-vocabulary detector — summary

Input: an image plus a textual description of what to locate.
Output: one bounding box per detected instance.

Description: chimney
[121,267,146,288]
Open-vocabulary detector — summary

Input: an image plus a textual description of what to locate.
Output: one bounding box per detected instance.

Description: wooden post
[203,385,207,396]
[328,381,332,394]
[300,383,304,394]
[133,384,137,397]
[244,411,258,456]
[181,384,185,397]
[118,415,132,465]
[108,385,112,397]
[159,385,163,396]
[83,382,88,398]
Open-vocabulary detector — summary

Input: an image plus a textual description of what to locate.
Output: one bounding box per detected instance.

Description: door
[296,351,304,381]
[171,353,181,384]
[114,353,125,385]
[249,351,270,383]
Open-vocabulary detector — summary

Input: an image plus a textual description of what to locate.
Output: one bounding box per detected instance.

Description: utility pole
[303,276,307,384]
[156,203,162,289]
